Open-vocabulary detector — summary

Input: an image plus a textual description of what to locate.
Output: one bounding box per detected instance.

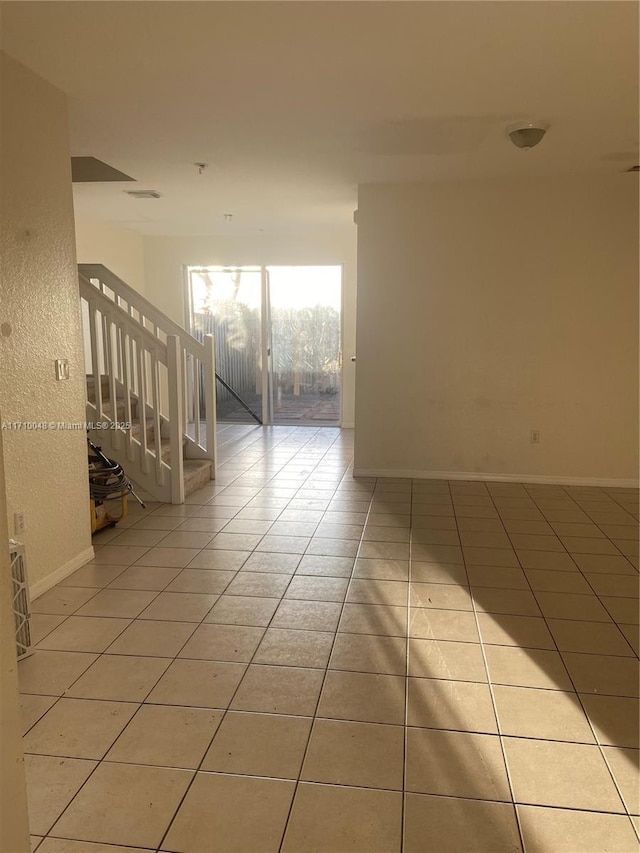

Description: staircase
[79,264,217,503]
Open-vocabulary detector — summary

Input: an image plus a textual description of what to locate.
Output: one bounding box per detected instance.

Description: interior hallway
[20,425,639,852]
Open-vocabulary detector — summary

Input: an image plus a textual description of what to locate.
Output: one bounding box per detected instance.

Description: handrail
[79,264,205,361]
[78,264,217,504]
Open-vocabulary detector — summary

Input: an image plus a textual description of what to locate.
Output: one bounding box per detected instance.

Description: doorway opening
[187,265,342,426]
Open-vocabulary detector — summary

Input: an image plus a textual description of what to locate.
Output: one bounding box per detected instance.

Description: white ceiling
[1,1,638,235]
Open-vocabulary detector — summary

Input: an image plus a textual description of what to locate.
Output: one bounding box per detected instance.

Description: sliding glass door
[187,265,342,426]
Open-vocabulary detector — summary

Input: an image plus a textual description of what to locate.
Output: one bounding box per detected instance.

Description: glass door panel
[188,267,263,423]
[267,266,342,425]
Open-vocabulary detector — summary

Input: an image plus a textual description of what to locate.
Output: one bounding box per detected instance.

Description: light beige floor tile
[411,528,460,546]
[242,552,302,574]
[75,589,158,618]
[156,530,214,549]
[548,618,635,656]
[504,519,554,535]
[39,839,160,852]
[524,568,592,594]
[50,762,192,848]
[476,613,555,649]
[164,568,235,594]
[619,624,640,655]
[407,677,497,733]
[21,694,58,734]
[285,575,349,602]
[517,805,639,853]
[472,587,541,616]
[255,534,310,553]
[515,550,577,571]
[176,516,226,533]
[484,645,573,690]
[164,772,294,853]
[36,616,130,653]
[66,654,170,701]
[31,587,99,616]
[131,514,183,531]
[90,546,151,566]
[109,529,170,548]
[205,594,280,627]
[318,670,405,724]
[346,578,408,606]
[230,664,324,716]
[508,534,564,552]
[408,608,479,642]
[187,549,250,570]
[404,793,521,853]
[254,627,334,668]
[296,554,353,577]
[580,694,640,748]
[504,737,625,812]
[562,536,620,554]
[59,564,128,588]
[572,553,637,575]
[19,650,98,696]
[224,571,292,598]
[281,783,402,853]
[202,711,311,778]
[179,622,265,662]
[134,547,200,567]
[533,591,612,622]
[146,659,246,708]
[602,747,640,815]
[459,530,512,549]
[107,565,182,591]
[562,652,639,697]
[410,581,472,610]
[493,685,595,742]
[466,565,529,590]
[462,547,519,567]
[586,573,640,598]
[359,541,410,560]
[138,591,218,622]
[353,558,408,581]
[339,603,408,636]
[329,632,406,675]
[105,619,195,657]
[364,525,411,543]
[24,697,138,759]
[24,754,97,835]
[408,638,488,682]
[306,537,359,557]
[601,596,640,624]
[409,561,467,585]
[29,614,67,645]
[106,704,223,769]
[301,718,404,789]
[406,728,510,800]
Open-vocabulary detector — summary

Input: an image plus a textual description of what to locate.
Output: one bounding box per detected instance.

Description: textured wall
[0,53,92,591]
[355,177,639,483]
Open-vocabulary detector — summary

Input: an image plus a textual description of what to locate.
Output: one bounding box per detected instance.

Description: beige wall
[355,177,639,484]
[143,230,358,426]
[75,216,146,294]
[0,53,93,594]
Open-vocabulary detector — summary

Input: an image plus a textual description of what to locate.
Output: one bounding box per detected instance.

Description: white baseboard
[341,422,355,430]
[30,546,95,600]
[352,468,640,488]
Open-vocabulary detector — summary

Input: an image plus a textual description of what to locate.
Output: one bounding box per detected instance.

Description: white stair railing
[78,264,216,504]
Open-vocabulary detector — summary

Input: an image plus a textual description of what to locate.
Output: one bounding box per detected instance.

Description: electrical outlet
[14,511,25,535]
[530,429,540,444]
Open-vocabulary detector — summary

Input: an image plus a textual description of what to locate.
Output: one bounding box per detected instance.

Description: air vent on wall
[71,156,135,182]
[125,190,162,199]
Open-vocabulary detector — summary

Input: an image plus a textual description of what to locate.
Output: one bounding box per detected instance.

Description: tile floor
[20,424,640,852]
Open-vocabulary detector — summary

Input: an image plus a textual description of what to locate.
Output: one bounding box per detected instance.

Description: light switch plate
[55,359,70,381]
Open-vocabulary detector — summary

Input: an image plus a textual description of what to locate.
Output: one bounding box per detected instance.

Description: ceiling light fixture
[223,213,233,223]
[506,120,549,150]
[194,162,208,175]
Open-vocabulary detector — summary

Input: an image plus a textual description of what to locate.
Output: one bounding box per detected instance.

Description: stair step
[183,459,213,496]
